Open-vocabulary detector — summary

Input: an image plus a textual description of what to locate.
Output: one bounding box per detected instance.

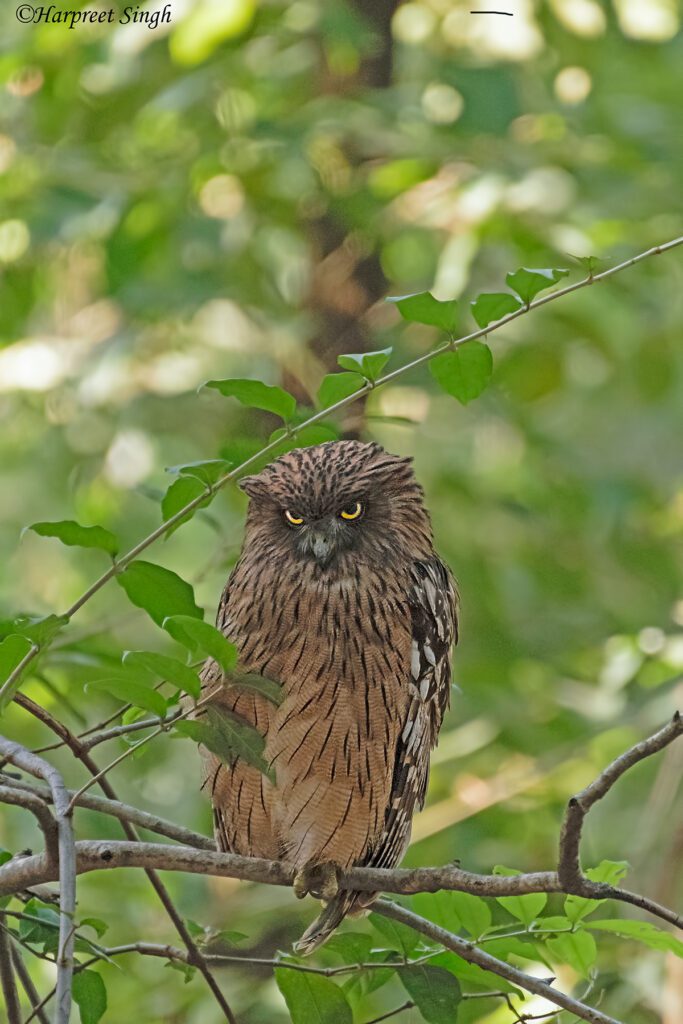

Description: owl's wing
[367,557,458,869]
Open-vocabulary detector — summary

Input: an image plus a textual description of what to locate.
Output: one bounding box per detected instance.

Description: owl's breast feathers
[201,552,457,873]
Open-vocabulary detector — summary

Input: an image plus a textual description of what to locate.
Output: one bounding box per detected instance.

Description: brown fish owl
[200,440,458,953]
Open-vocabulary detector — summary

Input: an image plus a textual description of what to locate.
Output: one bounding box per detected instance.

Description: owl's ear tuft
[237,474,268,499]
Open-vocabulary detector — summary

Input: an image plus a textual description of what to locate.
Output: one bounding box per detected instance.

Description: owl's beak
[309,529,334,567]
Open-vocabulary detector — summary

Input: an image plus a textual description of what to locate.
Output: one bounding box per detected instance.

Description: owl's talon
[292,863,340,902]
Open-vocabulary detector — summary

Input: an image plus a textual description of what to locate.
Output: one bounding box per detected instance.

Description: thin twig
[0,925,22,1024]
[10,696,237,1024]
[374,900,621,1024]
[558,711,683,924]
[10,944,51,1024]
[363,1001,414,1024]
[0,739,76,1024]
[2,235,681,707]
[0,774,214,851]
[0,784,59,864]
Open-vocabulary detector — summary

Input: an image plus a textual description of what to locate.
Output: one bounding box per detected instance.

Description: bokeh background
[1,0,683,1021]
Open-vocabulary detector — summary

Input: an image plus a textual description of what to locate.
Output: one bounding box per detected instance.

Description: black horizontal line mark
[470,10,514,14]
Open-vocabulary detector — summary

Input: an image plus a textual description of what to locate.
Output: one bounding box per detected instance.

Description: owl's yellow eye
[340,501,363,521]
[284,510,304,526]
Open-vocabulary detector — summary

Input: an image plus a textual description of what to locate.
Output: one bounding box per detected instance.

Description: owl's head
[238,440,433,571]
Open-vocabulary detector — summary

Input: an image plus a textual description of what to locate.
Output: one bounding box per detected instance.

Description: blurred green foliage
[1,0,682,1021]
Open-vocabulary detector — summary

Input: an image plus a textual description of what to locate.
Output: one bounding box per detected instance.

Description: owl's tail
[294,890,376,956]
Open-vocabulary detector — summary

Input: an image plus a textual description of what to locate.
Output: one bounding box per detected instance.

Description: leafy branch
[1,714,681,1024]
[2,235,682,709]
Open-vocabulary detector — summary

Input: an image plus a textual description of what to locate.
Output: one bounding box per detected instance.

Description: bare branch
[558,711,683,928]
[10,944,51,1024]
[0,774,214,851]
[2,235,681,707]
[0,738,76,1024]
[0,925,22,1024]
[11,695,238,1024]
[0,783,59,864]
[374,900,622,1024]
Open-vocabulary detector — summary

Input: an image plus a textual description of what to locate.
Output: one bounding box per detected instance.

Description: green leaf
[324,933,373,964]
[0,634,33,698]
[165,959,196,983]
[161,476,212,537]
[470,292,522,329]
[72,969,107,1024]
[86,678,167,717]
[163,615,236,674]
[369,912,421,956]
[448,892,491,938]
[546,929,597,978]
[398,965,462,1024]
[228,672,282,705]
[116,561,203,627]
[586,919,683,958]
[25,520,119,558]
[430,342,493,405]
[79,917,109,939]
[122,651,201,700]
[387,292,458,333]
[10,614,70,646]
[570,254,605,276]
[493,866,548,925]
[204,378,297,421]
[429,951,521,994]
[166,459,231,486]
[317,371,365,410]
[175,704,271,779]
[565,860,629,923]
[19,900,60,945]
[337,347,392,381]
[505,267,569,305]
[0,848,12,868]
[532,916,574,933]
[275,968,352,1024]
[412,891,462,933]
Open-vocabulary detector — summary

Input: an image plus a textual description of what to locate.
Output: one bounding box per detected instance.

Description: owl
[199,440,458,954]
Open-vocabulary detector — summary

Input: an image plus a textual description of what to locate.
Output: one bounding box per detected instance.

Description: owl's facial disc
[284,509,362,568]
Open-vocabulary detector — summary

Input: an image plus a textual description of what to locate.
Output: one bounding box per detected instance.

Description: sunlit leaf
[163,615,236,674]
[430,342,493,405]
[123,650,201,699]
[546,929,597,978]
[471,292,522,329]
[317,371,365,410]
[369,913,421,956]
[447,892,491,938]
[116,561,203,626]
[337,347,392,381]
[493,866,548,925]
[564,860,629,923]
[387,292,458,333]
[505,267,569,305]
[24,520,119,558]
[585,919,683,958]
[204,378,297,421]
[412,891,461,932]
[275,968,353,1024]
[86,677,168,717]
[398,965,462,1024]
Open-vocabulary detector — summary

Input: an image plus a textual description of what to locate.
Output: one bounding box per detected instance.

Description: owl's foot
[293,862,340,902]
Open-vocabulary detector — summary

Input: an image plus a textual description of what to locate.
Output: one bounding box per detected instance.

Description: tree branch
[0,739,76,1024]
[374,900,621,1024]
[10,943,51,1024]
[9,695,238,1024]
[0,774,214,851]
[0,925,22,1024]
[0,783,59,865]
[2,235,681,707]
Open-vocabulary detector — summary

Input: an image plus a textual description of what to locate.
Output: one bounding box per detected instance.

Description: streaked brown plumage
[199,440,458,953]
